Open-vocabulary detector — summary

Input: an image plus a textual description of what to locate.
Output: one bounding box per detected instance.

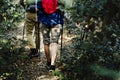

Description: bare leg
[50,43,58,65]
[44,44,51,62]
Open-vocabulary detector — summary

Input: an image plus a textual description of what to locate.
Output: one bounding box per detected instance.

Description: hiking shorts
[41,24,62,44]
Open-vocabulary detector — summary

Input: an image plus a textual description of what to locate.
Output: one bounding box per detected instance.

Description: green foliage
[0,37,27,80]
[0,0,27,80]
[71,0,120,24]
[50,69,64,80]
[59,0,120,79]
[71,0,106,21]
[60,24,120,80]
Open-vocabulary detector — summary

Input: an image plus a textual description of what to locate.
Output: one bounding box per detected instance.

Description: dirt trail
[12,23,74,80]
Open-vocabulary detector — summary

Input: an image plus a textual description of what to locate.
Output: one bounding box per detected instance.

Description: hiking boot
[28,48,39,59]
[49,65,56,72]
[45,61,51,70]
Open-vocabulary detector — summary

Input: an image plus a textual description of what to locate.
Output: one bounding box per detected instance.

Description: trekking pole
[35,22,40,52]
[19,0,26,40]
[22,4,26,40]
[60,24,63,62]
[36,0,41,60]
[60,10,64,62]
[20,3,26,40]
[22,24,25,40]
[36,0,39,51]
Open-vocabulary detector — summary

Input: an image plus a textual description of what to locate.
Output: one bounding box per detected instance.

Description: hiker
[37,0,73,72]
[19,0,40,58]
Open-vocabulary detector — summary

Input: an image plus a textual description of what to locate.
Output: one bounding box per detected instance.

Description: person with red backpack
[37,0,64,72]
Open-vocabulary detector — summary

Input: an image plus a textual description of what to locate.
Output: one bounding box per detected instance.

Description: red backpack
[42,0,58,14]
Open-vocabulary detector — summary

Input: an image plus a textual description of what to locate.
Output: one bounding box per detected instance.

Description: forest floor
[13,22,75,80]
